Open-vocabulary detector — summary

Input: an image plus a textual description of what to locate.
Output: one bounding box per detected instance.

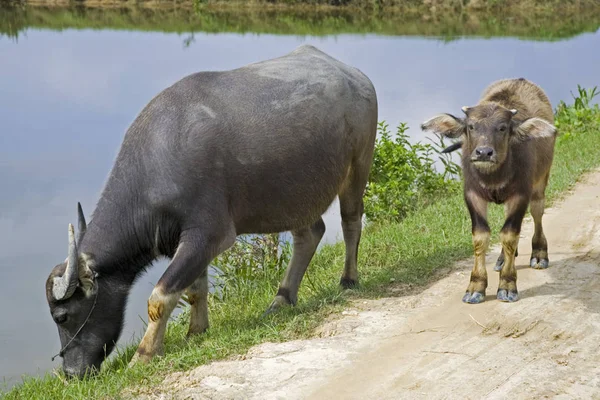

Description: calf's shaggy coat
[422,78,557,304]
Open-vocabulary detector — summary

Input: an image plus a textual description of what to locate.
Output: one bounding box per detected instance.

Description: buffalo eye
[468,124,474,130]
[53,310,68,324]
[498,125,507,132]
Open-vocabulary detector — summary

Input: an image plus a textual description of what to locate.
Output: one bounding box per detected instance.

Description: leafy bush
[555,85,599,143]
[363,121,461,223]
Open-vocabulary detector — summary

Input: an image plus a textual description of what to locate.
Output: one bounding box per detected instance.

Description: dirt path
[138,169,600,400]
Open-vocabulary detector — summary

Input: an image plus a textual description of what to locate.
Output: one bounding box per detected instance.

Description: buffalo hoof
[128,351,155,368]
[530,258,549,269]
[262,295,290,317]
[462,292,485,304]
[186,325,208,338]
[497,289,519,302]
[340,277,358,290]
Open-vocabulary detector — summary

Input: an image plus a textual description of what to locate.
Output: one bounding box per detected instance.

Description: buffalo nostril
[475,147,494,157]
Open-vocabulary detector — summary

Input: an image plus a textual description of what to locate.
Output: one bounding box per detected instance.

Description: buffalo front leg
[264,218,326,315]
[464,191,490,304]
[529,191,549,269]
[494,204,519,271]
[185,271,209,337]
[129,227,235,366]
[497,196,529,302]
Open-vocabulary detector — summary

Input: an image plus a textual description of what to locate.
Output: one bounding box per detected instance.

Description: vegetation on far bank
[3,86,599,399]
[2,1,600,41]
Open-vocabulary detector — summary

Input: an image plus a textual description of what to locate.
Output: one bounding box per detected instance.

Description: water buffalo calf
[45,44,378,378]
[421,78,557,304]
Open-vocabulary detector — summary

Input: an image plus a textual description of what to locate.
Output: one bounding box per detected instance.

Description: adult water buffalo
[45,45,378,378]
[421,78,557,304]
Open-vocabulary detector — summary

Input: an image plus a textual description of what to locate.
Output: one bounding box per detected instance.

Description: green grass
[3,87,600,399]
[2,3,600,41]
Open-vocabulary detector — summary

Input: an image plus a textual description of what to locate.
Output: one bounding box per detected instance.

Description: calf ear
[421,114,465,139]
[513,117,557,141]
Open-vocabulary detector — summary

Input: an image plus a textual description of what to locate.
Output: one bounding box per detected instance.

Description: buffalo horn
[52,224,79,300]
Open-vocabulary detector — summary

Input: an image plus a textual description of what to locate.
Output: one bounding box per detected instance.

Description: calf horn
[52,224,79,301]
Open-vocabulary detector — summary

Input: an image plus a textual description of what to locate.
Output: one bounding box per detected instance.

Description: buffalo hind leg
[530,189,549,269]
[464,191,490,304]
[495,204,519,272]
[129,226,235,366]
[185,271,209,337]
[338,163,370,289]
[497,195,529,302]
[264,218,326,315]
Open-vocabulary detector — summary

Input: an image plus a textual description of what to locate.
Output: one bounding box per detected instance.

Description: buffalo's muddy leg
[264,218,326,315]
[464,191,490,304]
[185,270,209,337]
[497,196,529,302]
[338,162,370,289]
[530,188,549,269]
[129,226,235,366]
[495,204,520,272]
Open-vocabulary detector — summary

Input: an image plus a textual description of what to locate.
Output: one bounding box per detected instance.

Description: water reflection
[0,20,599,389]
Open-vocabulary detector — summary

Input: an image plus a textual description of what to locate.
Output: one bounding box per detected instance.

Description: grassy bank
[2,2,600,41]
[3,87,599,399]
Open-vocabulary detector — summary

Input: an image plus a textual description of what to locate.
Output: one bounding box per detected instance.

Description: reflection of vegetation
[1,3,600,41]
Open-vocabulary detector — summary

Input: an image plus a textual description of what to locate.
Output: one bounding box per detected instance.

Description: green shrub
[555,85,599,143]
[363,121,461,223]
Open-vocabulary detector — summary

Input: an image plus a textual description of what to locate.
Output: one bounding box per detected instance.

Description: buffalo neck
[77,170,158,281]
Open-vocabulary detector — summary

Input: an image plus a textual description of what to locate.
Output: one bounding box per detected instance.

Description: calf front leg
[129,226,235,366]
[464,191,490,304]
[497,196,529,302]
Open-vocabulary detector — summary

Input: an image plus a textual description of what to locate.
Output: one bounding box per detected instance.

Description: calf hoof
[530,258,549,269]
[497,289,519,302]
[462,292,485,304]
[494,260,504,272]
[340,277,359,290]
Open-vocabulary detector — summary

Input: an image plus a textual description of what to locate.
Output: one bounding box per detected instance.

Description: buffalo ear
[421,114,466,139]
[512,117,557,141]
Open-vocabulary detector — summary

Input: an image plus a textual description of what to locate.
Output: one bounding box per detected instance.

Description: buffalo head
[421,103,556,173]
[45,203,127,379]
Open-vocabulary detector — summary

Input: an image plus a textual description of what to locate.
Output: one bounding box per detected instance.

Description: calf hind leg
[530,191,549,269]
[495,204,519,272]
[264,218,326,315]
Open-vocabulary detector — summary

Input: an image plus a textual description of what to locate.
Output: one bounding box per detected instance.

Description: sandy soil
[135,168,600,400]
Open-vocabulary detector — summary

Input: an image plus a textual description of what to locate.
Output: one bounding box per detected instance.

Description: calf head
[45,204,127,379]
[421,103,556,173]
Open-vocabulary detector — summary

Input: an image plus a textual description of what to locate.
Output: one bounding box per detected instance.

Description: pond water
[1,5,599,390]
